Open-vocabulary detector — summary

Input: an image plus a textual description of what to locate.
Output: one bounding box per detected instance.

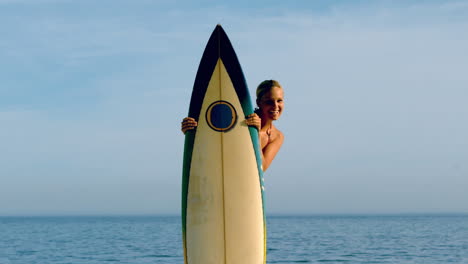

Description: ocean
[0,215,467,264]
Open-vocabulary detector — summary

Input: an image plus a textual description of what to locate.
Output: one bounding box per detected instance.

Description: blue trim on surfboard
[182,24,266,263]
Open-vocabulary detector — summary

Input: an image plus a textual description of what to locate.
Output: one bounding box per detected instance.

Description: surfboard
[182,25,266,264]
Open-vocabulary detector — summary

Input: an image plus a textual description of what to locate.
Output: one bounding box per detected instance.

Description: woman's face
[258,86,284,121]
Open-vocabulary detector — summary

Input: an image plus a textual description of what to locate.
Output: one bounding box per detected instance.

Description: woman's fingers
[182,114,262,133]
[181,117,197,134]
[246,114,261,130]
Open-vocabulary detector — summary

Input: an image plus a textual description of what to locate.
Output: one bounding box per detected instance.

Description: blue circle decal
[206,100,237,132]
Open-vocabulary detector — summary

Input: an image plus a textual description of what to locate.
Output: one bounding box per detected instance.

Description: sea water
[0,215,467,264]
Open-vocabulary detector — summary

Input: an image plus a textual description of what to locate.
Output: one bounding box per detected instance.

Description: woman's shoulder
[272,126,284,143]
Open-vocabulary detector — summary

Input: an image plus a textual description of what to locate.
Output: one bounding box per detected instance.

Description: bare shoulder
[271,127,284,145]
[277,129,284,144]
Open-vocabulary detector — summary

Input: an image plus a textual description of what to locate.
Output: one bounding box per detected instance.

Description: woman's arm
[261,131,284,171]
[245,113,284,171]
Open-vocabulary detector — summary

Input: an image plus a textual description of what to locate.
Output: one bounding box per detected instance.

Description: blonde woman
[182,80,284,171]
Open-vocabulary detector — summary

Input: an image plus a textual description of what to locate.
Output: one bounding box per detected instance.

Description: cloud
[1,0,467,215]
[220,1,468,214]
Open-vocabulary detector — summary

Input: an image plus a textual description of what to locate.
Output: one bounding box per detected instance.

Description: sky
[1,0,467,216]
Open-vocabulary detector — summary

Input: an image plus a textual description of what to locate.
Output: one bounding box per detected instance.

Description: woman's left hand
[246,113,261,131]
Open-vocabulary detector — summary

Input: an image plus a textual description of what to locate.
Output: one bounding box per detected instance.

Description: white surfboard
[181,25,266,264]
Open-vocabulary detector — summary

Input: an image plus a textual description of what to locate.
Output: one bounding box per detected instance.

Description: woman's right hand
[181,117,198,134]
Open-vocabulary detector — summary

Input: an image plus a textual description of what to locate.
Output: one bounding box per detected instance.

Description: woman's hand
[246,113,261,131]
[181,117,198,134]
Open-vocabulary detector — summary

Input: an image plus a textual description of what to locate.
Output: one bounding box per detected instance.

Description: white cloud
[1,1,467,214]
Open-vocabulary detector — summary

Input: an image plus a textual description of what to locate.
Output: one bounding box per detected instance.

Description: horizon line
[1,212,468,217]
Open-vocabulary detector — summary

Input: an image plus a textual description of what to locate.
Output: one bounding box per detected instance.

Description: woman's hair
[256,79,282,102]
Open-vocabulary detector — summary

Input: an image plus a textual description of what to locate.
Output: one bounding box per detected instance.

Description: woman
[181,80,284,171]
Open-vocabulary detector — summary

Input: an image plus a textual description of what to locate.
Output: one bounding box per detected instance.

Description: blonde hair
[256,80,282,105]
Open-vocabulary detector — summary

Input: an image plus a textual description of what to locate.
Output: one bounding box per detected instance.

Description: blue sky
[1,0,467,215]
